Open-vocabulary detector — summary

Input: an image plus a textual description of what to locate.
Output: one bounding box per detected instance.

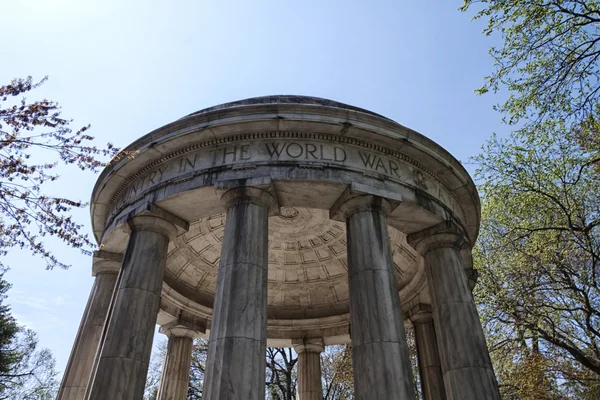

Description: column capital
[220,186,277,213]
[216,176,278,215]
[292,338,324,354]
[335,195,392,220]
[407,221,469,255]
[128,214,179,239]
[330,183,402,221]
[160,320,205,339]
[92,250,123,276]
[92,260,121,277]
[123,202,189,240]
[408,304,433,324]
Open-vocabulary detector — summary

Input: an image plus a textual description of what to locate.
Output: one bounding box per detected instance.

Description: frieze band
[106,134,463,229]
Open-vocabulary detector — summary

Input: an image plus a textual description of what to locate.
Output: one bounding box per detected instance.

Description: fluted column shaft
[415,233,500,400]
[58,254,120,400]
[294,341,324,400]
[86,215,178,400]
[157,337,193,400]
[342,195,416,400]
[202,187,274,400]
[157,324,201,400]
[411,310,446,400]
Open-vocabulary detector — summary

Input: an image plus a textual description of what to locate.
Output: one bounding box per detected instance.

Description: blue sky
[1,0,509,376]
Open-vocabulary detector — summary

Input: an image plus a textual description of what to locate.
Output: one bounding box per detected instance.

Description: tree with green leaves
[321,345,353,400]
[460,0,600,140]
[462,1,600,397]
[473,125,600,395]
[0,268,58,399]
[0,269,19,378]
[0,329,58,400]
[320,330,422,400]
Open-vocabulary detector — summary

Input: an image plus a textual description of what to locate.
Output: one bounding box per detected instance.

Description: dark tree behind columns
[266,347,297,400]
[186,339,208,400]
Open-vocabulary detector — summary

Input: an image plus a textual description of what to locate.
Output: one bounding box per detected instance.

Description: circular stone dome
[91,95,479,345]
[165,208,420,322]
[182,95,393,121]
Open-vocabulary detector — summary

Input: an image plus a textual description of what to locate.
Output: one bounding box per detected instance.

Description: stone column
[57,252,121,400]
[86,214,178,400]
[410,230,500,400]
[410,305,446,400]
[202,187,274,400]
[293,339,324,400]
[340,195,416,400]
[156,322,202,400]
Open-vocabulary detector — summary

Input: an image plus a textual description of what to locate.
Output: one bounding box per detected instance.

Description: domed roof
[91,94,481,343]
[184,95,392,121]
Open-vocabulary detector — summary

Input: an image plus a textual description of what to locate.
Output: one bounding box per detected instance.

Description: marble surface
[422,242,500,400]
[86,217,174,400]
[203,194,269,400]
[57,262,119,400]
[345,200,416,400]
[76,96,501,399]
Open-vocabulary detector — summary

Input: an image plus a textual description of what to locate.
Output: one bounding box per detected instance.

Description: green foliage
[462,1,600,395]
[473,127,600,394]
[406,326,422,400]
[0,268,19,377]
[496,350,562,399]
[461,1,600,138]
[0,330,58,400]
[143,338,207,400]
[320,331,420,399]
[321,345,353,400]
[0,269,57,399]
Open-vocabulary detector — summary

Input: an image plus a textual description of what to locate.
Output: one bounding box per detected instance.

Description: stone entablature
[91,99,479,248]
[87,96,480,347]
[106,134,463,226]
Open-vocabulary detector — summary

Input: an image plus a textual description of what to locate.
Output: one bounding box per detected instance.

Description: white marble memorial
[58,96,499,400]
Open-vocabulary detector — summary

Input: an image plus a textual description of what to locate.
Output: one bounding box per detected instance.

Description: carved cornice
[128,215,179,240]
[408,304,433,324]
[160,319,205,339]
[292,338,325,354]
[333,195,393,220]
[91,250,123,276]
[220,186,277,214]
[407,220,470,255]
[102,131,466,230]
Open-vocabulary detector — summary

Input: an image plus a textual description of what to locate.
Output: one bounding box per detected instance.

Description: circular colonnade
[58,96,500,400]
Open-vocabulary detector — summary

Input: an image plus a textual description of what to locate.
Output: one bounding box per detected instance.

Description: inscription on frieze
[112,139,453,214]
